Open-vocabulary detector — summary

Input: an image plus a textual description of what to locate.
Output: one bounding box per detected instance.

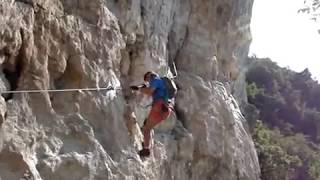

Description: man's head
[143,71,157,82]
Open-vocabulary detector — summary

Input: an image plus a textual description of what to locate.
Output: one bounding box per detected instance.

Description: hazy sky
[249,0,320,80]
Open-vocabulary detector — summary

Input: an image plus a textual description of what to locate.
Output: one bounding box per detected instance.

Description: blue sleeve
[150,79,161,89]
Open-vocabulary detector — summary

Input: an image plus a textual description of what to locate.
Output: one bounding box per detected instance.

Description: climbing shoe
[139,148,150,157]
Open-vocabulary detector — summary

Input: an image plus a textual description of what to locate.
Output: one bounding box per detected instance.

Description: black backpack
[161,77,177,99]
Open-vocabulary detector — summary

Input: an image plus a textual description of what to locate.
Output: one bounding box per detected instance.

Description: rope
[0,86,121,94]
[172,60,178,78]
[167,59,178,78]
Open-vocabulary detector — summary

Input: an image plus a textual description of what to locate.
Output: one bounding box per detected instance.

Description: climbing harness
[0,86,121,94]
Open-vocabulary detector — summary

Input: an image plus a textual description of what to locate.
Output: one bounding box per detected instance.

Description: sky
[249,0,320,80]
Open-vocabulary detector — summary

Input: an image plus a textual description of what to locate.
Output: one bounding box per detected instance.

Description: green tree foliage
[246,57,320,180]
[253,121,320,180]
[253,121,301,180]
[246,82,264,99]
[246,57,320,141]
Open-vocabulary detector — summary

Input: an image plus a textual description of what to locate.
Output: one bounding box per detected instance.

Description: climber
[130,71,173,157]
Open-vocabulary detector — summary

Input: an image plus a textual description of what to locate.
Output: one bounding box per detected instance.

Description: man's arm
[130,85,154,96]
[141,78,161,96]
[139,87,155,96]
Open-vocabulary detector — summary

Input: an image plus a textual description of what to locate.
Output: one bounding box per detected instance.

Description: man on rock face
[130,71,172,157]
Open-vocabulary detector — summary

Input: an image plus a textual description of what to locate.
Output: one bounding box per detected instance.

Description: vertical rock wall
[0,0,259,179]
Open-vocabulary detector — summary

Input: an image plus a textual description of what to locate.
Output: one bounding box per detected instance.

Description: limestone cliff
[0,0,259,179]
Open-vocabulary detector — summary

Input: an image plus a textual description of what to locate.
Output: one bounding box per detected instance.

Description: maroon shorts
[149,100,172,123]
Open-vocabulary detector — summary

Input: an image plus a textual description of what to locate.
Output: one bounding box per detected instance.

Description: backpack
[161,77,177,99]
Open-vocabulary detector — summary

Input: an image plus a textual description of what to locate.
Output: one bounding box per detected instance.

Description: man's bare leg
[142,116,159,149]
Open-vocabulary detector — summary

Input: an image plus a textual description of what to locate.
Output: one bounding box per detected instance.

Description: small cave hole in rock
[141,6,145,17]
[2,57,24,101]
[128,50,133,58]
[216,5,223,17]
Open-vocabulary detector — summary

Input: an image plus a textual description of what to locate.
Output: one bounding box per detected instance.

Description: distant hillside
[245,57,320,180]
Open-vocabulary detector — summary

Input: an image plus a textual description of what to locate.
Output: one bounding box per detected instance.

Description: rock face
[0,0,259,180]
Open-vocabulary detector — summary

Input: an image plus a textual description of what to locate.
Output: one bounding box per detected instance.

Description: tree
[246,57,320,180]
[299,0,320,21]
[253,121,302,180]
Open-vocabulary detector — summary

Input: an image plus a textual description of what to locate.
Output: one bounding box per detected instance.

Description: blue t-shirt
[150,76,167,102]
